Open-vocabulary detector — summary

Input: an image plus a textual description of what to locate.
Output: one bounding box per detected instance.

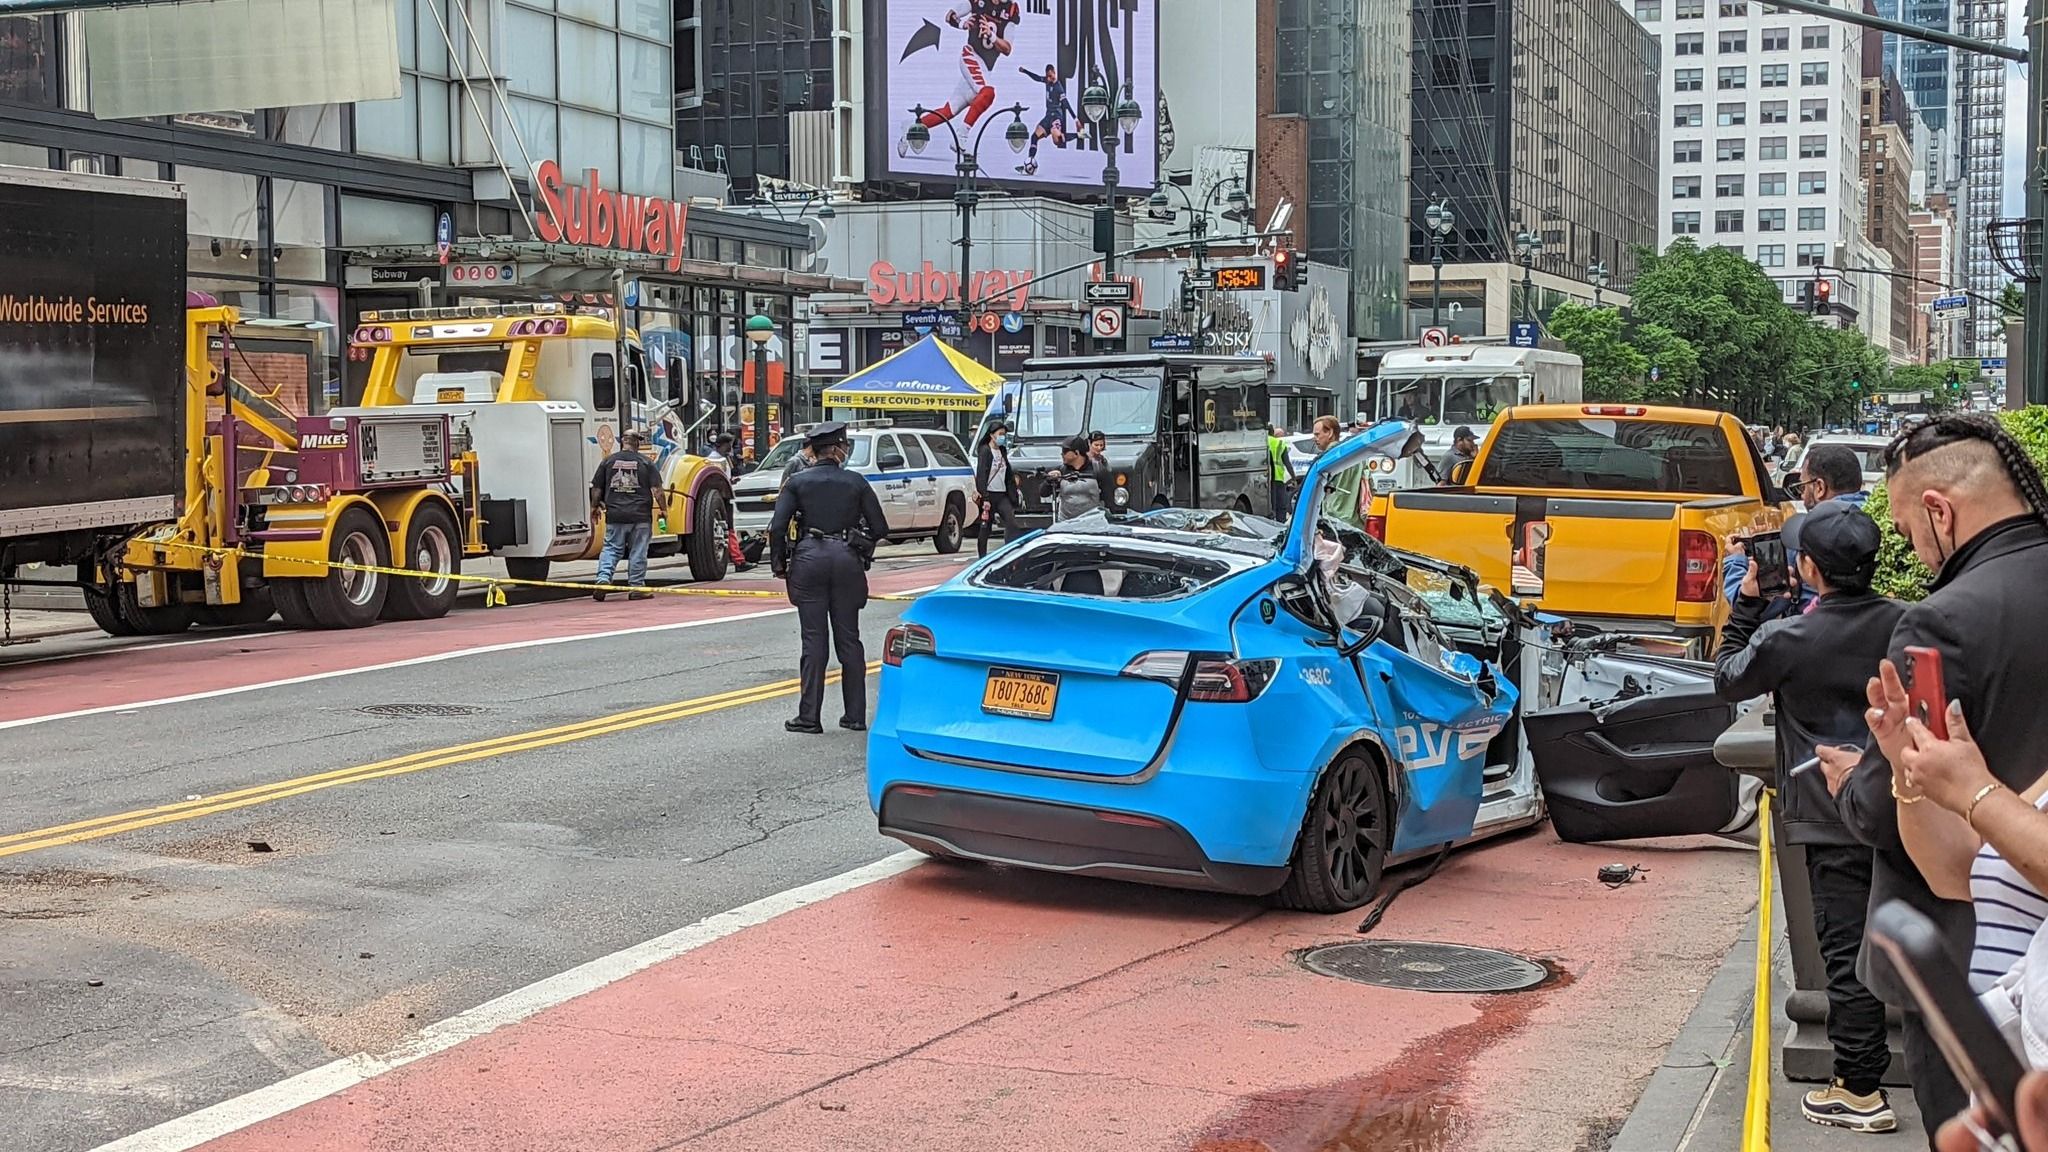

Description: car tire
[1274,749,1390,913]
[933,497,965,554]
[382,503,462,621]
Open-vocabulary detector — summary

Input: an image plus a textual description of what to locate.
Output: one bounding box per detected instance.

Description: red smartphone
[1902,645,1949,740]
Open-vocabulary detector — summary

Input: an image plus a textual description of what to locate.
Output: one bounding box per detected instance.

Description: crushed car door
[1523,650,1740,843]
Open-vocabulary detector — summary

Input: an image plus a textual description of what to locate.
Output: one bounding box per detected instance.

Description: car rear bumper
[877,784,1290,896]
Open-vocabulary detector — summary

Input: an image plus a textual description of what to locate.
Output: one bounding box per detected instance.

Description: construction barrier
[1742,788,1777,1152]
[145,540,926,606]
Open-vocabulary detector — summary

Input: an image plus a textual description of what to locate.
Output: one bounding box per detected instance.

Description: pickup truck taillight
[883,624,935,666]
[1677,529,1718,602]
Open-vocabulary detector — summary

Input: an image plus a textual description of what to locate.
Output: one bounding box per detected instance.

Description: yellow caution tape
[1741,787,1775,1152]
[143,540,924,603]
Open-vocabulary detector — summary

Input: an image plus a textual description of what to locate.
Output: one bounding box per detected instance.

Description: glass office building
[673,0,834,195]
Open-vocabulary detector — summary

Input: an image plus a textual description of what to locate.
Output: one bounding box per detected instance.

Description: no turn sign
[1090,305,1125,340]
[1420,326,1448,348]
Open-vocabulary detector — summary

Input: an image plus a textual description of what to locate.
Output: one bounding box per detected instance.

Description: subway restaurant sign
[532,160,690,272]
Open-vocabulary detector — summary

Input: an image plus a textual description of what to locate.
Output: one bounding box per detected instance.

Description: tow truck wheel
[503,557,550,584]
[110,582,192,636]
[382,504,462,621]
[272,579,320,629]
[686,489,731,582]
[192,590,275,628]
[933,497,965,554]
[82,586,139,637]
[1274,749,1390,913]
[301,506,390,628]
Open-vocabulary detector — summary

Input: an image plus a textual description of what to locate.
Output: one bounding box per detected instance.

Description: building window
[1798,170,1828,194]
[1675,103,1703,127]
[1717,102,1747,126]
[0,15,57,106]
[1762,63,1788,87]
[1673,211,1703,234]
[1799,99,1827,123]
[1674,175,1703,199]
[1717,138,1746,161]
[1716,210,1745,233]
[1674,138,1703,162]
[1798,206,1826,229]
[1719,66,1747,89]
[1677,0,1704,16]
[1758,244,1786,267]
[1801,26,1828,48]
[1636,0,1661,18]
[1758,208,1787,231]
[1716,174,1745,197]
[1762,27,1790,50]
[1761,100,1788,124]
[1797,243,1826,266]
[1801,61,1829,85]
[1718,1,1747,14]
[1675,32,1704,54]
[1759,171,1787,194]
[1799,134,1827,158]
[1675,67,1703,91]
[1719,30,1747,52]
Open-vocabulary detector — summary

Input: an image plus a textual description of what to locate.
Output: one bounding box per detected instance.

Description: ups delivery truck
[0,167,187,608]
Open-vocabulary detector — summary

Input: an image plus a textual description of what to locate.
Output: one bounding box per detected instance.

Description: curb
[1609,906,1763,1152]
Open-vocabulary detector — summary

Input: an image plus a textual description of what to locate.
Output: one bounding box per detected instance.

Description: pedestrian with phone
[1819,413,2048,1139]
[1715,500,1905,1131]
[973,419,1022,557]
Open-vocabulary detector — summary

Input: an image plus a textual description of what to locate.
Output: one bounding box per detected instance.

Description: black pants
[1805,844,1891,1095]
[1270,478,1290,520]
[788,539,868,726]
[977,491,1020,557]
[1904,1013,1968,1144]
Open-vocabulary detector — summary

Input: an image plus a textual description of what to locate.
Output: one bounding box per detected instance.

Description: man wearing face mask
[974,420,1022,557]
[1818,414,2048,1141]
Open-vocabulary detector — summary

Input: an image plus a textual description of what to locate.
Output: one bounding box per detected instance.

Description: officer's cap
[803,420,850,449]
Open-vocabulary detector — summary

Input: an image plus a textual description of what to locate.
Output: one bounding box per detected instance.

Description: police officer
[769,421,889,735]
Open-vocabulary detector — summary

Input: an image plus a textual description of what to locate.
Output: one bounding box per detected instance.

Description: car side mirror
[1781,471,1801,489]
[879,452,906,470]
[1397,430,1427,459]
[1449,460,1473,484]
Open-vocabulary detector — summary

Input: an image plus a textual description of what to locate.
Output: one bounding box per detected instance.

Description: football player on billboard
[897,1,1021,158]
[1015,63,1073,176]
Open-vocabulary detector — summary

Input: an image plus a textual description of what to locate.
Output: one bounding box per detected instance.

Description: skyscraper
[1957,0,2006,356]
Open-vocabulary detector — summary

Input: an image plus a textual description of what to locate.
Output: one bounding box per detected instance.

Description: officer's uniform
[769,422,889,734]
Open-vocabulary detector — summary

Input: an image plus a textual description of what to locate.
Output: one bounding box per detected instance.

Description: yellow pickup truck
[1376,403,1794,654]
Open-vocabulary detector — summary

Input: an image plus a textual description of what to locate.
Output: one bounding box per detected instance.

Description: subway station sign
[532,160,690,272]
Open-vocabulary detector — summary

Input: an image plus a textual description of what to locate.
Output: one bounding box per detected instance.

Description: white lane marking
[90,851,925,1152]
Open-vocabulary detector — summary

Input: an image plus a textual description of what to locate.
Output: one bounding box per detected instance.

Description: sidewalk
[1615,898,1927,1151]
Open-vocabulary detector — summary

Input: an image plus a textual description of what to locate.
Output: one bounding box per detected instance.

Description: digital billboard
[870,0,1159,194]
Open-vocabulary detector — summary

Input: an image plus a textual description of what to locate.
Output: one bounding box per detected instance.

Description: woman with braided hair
[1817,412,2048,1142]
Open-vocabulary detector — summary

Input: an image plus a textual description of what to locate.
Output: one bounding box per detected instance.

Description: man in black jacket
[1715,502,1904,1132]
[973,421,1022,557]
[1823,414,2048,1142]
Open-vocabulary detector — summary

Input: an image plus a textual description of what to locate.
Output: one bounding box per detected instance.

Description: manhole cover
[1300,941,1549,994]
[356,703,490,719]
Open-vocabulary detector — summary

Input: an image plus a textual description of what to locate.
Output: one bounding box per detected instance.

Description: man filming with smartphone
[1715,501,1907,1131]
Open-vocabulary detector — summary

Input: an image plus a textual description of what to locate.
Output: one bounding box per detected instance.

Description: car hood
[733,467,786,496]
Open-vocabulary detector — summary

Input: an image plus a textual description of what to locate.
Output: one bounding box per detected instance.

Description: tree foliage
[1864,407,2048,600]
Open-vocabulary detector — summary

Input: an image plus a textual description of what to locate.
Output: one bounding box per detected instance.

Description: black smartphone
[1869,900,2024,1145]
[1747,531,1788,598]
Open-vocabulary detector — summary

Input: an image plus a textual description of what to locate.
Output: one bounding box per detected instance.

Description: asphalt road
[0,597,917,1152]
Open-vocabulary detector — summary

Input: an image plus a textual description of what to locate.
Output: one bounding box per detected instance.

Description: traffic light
[1849,376,1861,393]
[1812,275,1833,315]
[1273,248,1299,292]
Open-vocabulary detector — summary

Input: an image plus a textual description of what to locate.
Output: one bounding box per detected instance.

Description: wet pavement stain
[1188,960,1572,1152]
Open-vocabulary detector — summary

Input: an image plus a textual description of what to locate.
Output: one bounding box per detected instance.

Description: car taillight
[883,623,935,666]
[1365,513,1387,540]
[1582,405,1647,417]
[1677,529,1718,602]
[1122,651,1277,703]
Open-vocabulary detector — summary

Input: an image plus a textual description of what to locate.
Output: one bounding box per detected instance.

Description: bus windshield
[1378,375,1517,425]
[1016,372,1162,440]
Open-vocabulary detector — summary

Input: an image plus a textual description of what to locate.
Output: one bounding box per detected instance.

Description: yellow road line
[0,662,882,859]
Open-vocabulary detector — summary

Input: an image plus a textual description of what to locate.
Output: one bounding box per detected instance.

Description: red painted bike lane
[0,562,958,725]
[192,833,1756,1152]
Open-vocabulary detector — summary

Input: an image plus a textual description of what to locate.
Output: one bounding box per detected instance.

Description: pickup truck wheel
[503,557,550,584]
[933,497,965,554]
[382,504,462,621]
[301,507,390,629]
[193,590,275,628]
[82,586,138,636]
[1274,749,1389,913]
[686,489,731,582]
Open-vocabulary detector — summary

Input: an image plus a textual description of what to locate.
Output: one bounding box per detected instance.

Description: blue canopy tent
[820,334,1004,413]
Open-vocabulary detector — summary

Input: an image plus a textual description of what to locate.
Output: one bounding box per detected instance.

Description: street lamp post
[1082,78,1145,350]
[1147,178,1249,285]
[905,103,1029,332]
[744,314,774,463]
[1424,198,1454,329]
[1587,259,1610,308]
[1513,229,1542,326]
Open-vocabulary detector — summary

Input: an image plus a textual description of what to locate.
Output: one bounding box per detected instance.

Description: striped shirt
[1970,792,2048,992]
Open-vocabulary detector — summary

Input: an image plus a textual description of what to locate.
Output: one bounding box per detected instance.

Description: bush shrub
[1863,407,2048,601]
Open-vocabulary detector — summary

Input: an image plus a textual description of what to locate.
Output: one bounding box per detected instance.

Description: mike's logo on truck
[0,294,152,324]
